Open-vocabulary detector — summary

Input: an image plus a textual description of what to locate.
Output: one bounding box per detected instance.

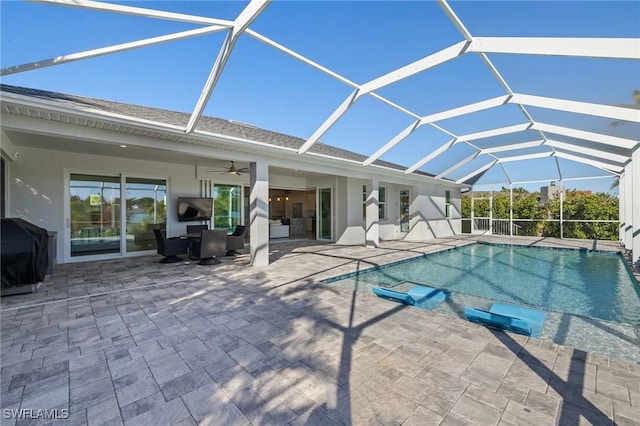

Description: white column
[619,173,626,244]
[365,179,379,248]
[624,162,634,251]
[632,147,640,267]
[489,195,493,235]
[559,179,564,239]
[471,191,475,233]
[509,185,513,237]
[249,161,269,266]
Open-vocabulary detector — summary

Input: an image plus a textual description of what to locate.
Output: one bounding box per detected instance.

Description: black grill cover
[1,218,49,287]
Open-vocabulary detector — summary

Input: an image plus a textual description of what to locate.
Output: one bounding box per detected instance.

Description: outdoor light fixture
[277,197,281,202]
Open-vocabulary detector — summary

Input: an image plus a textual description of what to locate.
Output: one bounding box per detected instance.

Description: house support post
[632,147,640,268]
[365,179,379,248]
[559,179,563,239]
[250,161,269,266]
[619,173,625,244]
[624,162,634,251]
[509,185,513,237]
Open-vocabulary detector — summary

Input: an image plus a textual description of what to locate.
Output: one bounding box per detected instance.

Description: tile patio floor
[1,236,638,425]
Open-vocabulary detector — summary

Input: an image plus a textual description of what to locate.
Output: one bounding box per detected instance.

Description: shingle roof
[1,84,437,178]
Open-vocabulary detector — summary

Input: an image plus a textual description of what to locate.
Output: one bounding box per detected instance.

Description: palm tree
[610,90,640,127]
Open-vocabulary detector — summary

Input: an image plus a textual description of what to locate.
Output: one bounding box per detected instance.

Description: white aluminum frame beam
[456,160,498,184]
[552,148,625,169]
[422,95,511,125]
[32,0,234,26]
[439,0,558,171]
[554,152,623,175]
[533,122,638,150]
[457,123,531,142]
[359,41,469,94]
[467,37,640,60]
[498,152,553,163]
[404,122,534,174]
[482,140,545,154]
[511,94,640,123]
[364,120,421,166]
[435,152,480,179]
[6,0,637,192]
[405,138,457,174]
[186,0,271,133]
[363,95,509,165]
[547,140,629,164]
[297,89,361,154]
[298,40,469,154]
[1,25,226,76]
[364,91,638,165]
[246,29,359,89]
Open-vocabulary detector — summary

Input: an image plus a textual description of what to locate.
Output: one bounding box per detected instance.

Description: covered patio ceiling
[1,0,639,186]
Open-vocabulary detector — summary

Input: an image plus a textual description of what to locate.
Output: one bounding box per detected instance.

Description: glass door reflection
[69,174,121,257]
[125,177,167,252]
[318,187,332,240]
[400,190,410,233]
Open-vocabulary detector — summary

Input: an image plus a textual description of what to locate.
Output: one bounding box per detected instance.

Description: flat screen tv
[177,197,213,222]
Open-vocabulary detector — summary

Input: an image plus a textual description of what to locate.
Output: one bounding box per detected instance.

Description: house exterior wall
[6,146,201,263]
[335,178,461,245]
[406,183,461,239]
[4,144,462,264]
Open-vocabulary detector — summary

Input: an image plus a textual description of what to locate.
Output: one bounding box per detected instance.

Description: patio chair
[226,225,247,256]
[191,229,227,265]
[153,229,188,263]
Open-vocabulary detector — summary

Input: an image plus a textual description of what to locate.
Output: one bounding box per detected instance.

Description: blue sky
[2,1,638,194]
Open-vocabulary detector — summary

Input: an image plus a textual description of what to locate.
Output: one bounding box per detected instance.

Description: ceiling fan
[205,161,250,176]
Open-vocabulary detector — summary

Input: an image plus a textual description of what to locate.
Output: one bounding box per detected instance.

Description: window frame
[363,184,386,220]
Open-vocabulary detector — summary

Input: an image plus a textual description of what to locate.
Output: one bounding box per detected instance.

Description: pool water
[327,243,640,327]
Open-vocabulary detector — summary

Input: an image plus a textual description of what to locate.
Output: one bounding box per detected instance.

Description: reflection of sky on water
[350,244,640,327]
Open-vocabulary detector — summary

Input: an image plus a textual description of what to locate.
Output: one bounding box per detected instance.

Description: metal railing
[462,218,521,236]
[461,218,619,240]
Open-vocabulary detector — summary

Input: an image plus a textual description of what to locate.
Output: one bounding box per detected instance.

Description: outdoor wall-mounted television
[177,197,213,222]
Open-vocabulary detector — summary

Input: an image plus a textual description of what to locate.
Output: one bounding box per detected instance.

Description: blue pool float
[464,303,547,337]
[372,285,450,310]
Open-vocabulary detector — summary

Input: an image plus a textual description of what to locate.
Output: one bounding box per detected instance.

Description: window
[363,185,386,220]
[445,190,451,218]
[362,185,367,219]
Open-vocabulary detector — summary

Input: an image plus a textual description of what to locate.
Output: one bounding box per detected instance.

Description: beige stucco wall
[6,145,201,263]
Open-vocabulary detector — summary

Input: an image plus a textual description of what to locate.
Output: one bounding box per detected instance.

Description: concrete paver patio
[1,236,638,425]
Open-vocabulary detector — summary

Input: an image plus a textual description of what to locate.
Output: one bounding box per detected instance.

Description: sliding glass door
[69,173,167,259]
[69,174,121,257]
[213,184,241,233]
[318,187,332,240]
[125,178,167,252]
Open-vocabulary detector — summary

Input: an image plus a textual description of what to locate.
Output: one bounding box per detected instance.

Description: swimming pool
[326,243,640,328]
